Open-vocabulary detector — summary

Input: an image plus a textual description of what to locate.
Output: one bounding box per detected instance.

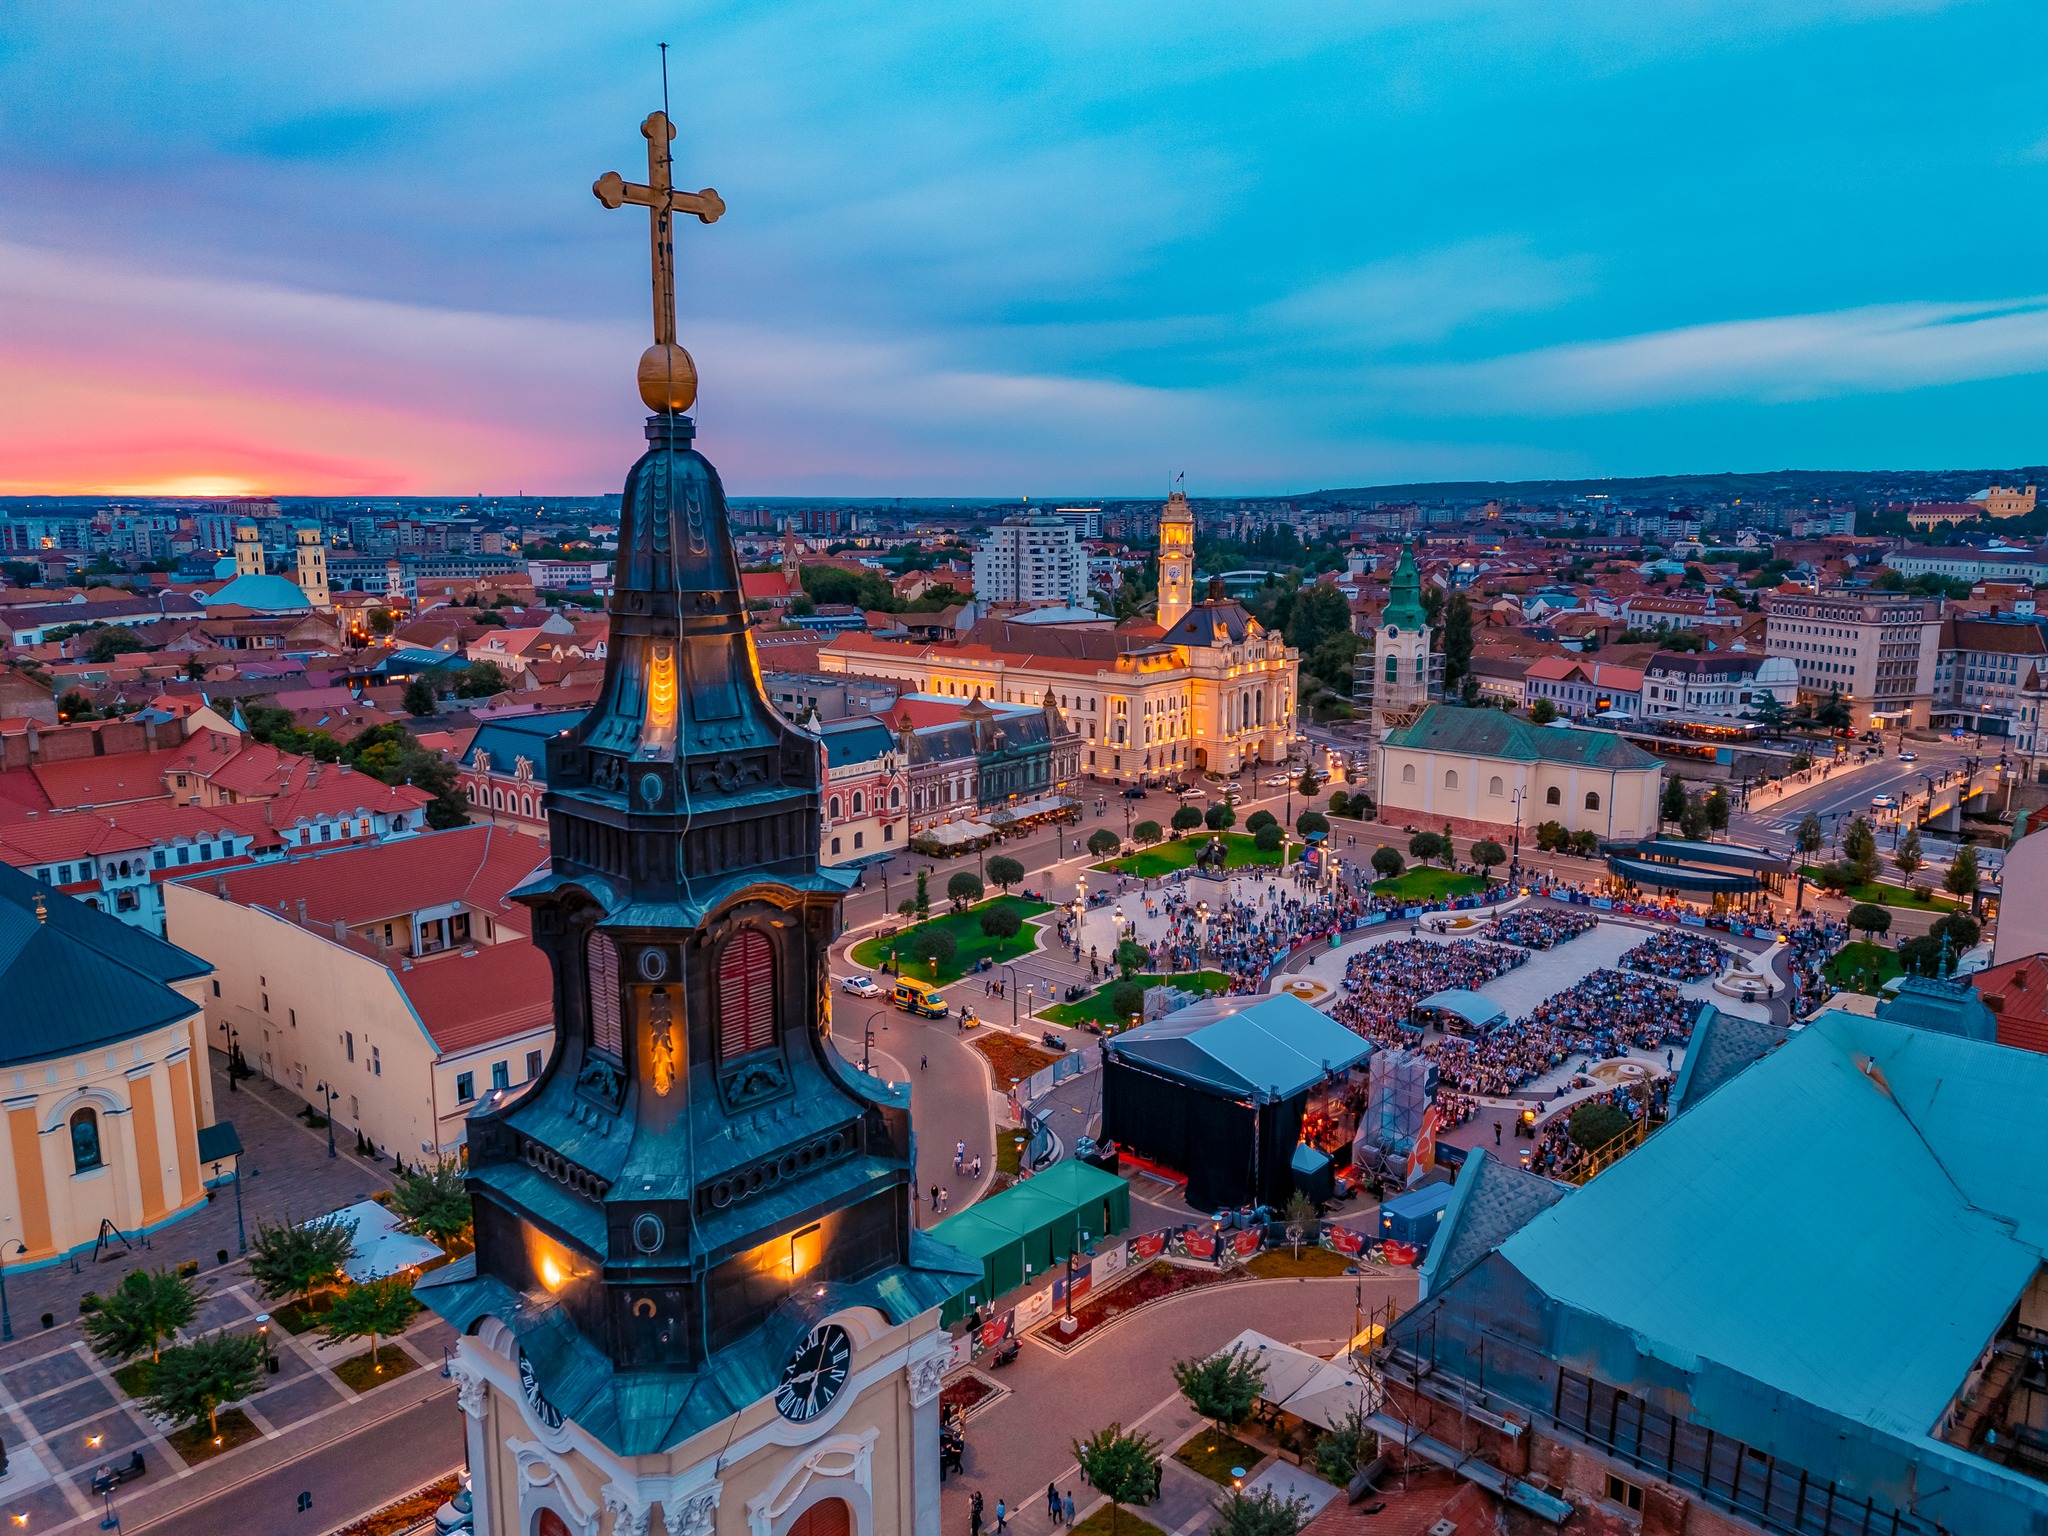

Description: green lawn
[848,896,1054,984]
[1173,1429,1265,1486]
[1371,867,1485,901]
[1800,867,1959,910]
[1093,831,1284,879]
[1038,972,1231,1026]
[1825,941,1904,995]
[1070,1508,1166,1536]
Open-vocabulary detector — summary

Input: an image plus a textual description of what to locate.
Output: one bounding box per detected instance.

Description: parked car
[839,974,882,997]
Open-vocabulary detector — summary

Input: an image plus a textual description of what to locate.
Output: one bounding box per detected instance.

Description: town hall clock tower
[419,109,976,1536]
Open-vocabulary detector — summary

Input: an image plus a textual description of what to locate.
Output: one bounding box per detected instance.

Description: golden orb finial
[639,343,698,414]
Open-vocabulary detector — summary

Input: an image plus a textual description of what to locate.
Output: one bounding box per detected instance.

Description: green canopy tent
[928,1164,1133,1326]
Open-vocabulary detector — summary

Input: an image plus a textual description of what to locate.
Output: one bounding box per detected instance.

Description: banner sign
[978,1310,1015,1349]
[1231,1228,1261,1257]
[1322,1224,1365,1257]
[1016,1287,1053,1328]
[1092,1243,1128,1290]
[1130,1231,1166,1263]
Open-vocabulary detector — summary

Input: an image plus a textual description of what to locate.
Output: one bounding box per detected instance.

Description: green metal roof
[0,865,204,1068]
[1382,541,1428,632]
[1498,1010,2048,1442]
[1383,705,1663,770]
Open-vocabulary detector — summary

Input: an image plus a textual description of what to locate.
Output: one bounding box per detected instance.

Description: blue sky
[2,1,2044,495]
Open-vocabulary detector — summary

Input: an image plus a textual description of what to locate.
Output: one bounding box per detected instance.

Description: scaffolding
[1355,1047,1437,1169]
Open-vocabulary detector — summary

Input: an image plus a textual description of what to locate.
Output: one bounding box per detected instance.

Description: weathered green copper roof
[1381,541,1428,632]
[1383,704,1662,770]
[511,864,858,934]
[0,863,203,1068]
[416,1231,980,1457]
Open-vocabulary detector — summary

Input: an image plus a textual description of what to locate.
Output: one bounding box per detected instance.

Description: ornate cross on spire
[594,110,725,414]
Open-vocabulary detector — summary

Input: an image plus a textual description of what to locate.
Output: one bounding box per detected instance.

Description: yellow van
[892,977,949,1018]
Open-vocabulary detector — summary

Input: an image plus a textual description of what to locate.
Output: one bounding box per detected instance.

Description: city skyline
[5,1,2046,497]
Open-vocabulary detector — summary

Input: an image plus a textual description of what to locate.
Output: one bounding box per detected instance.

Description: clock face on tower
[774,1323,853,1422]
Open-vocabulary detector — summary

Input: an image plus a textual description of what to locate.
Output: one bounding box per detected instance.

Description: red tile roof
[1973,954,2048,1056]
[208,823,545,933]
[392,937,554,1054]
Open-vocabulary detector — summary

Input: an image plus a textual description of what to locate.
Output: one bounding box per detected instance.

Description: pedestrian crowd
[1622,929,1728,982]
[1491,906,1597,950]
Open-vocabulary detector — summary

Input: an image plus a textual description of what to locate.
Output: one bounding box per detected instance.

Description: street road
[128,1388,461,1536]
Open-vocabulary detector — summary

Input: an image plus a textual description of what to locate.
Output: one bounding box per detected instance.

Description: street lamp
[313,1081,338,1158]
[0,1238,25,1341]
[1509,787,1525,868]
[217,1017,240,1092]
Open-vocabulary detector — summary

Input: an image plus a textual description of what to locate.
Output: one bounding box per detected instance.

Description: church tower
[231,521,264,578]
[293,523,330,609]
[1362,541,1432,803]
[419,109,975,1536]
[1154,489,1195,629]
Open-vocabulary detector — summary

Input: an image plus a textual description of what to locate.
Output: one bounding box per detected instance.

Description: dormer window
[587,930,622,1058]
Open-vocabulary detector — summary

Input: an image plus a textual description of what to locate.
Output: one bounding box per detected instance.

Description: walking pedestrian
[970,1491,984,1536]
[921,1053,929,1071]
[930,1184,940,1210]
[1047,1483,1061,1520]
[994,1499,1007,1534]
[938,1187,950,1214]
[1494,1120,1502,1146]
[956,1140,965,1172]
[1063,1493,1076,1525]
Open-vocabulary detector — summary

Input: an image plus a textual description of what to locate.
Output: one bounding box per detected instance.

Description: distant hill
[1297,467,2048,507]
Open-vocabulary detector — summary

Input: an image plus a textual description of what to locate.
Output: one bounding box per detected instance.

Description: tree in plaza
[1210,1488,1312,1536]
[896,898,917,920]
[1173,1345,1267,1430]
[986,854,1026,892]
[320,1276,422,1374]
[390,1160,473,1248]
[1371,845,1404,882]
[402,676,438,717]
[1945,844,1980,907]
[1204,803,1235,831]
[1471,840,1506,882]
[1087,829,1121,858]
[977,904,1023,952]
[904,925,957,975]
[1172,805,1204,836]
[1704,786,1730,838]
[1254,823,1283,854]
[1567,1100,1631,1151]
[946,870,984,911]
[1115,938,1150,977]
[1295,810,1329,837]
[81,1267,200,1365]
[1678,795,1709,842]
[248,1213,357,1310]
[1244,810,1276,835]
[1816,690,1853,734]
[1071,1423,1162,1535]
[1533,820,1567,853]
[914,869,930,921]
[1569,828,1600,856]
[1813,861,1858,894]
[143,1332,265,1440]
[1899,911,1983,977]
[1795,812,1825,864]
[1660,774,1688,829]
[367,608,394,635]
[1282,1190,1318,1259]
[1132,820,1162,846]
[1894,827,1923,883]
[1847,903,1891,941]
[1841,816,1879,884]
[1327,791,1351,818]
[1750,692,1789,732]
[1529,697,1558,725]
[1296,766,1320,797]
[1313,1402,1375,1487]
[1407,831,1444,868]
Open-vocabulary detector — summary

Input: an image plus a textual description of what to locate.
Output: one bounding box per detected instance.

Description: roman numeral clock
[774,1323,853,1423]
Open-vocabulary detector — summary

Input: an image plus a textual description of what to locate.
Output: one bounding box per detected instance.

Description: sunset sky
[5,1,2046,496]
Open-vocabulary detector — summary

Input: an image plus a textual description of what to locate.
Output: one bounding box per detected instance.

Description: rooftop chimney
[296,897,308,924]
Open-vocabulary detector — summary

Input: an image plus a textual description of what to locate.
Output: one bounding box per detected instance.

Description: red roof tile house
[163,825,554,1162]
[1971,955,2048,1055]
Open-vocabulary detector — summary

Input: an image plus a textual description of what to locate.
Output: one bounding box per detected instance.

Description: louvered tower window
[586,931,622,1058]
[718,928,776,1060]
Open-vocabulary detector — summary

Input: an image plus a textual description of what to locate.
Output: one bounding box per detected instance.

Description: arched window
[787,1500,851,1536]
[1488,776,1504,796]
[70,1108,102,1173]
[851,791,864,816]
[829,796,842,820]
[718,928,776,1060]
[522,796,534,817]
[1546,786,1561,806]
[1256,691,1264,725]
[1414,657,1426,683]
[466,783,477,802]
[493,788,505,810]
[1445,770,1459,790]
[1401,764,1416,784]
[536,1513,573,1536]
[891,785,901,807]
[1585,792,1601,811]
[1385,654,1397,683]
[586,931,622,1058]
